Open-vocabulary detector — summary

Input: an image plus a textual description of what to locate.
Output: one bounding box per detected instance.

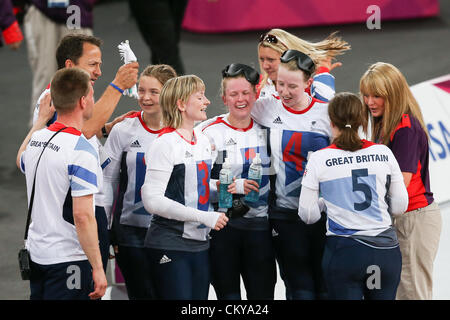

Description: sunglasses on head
[259,32,288,49]
[222,63,260,86]
[280,49,316,75]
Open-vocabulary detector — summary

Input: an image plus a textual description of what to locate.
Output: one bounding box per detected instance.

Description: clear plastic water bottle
[218,157,233,209]
[245,153,262,202]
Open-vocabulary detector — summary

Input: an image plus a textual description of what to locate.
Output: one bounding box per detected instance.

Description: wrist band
[109,82,124,94]
[102,125,108,138]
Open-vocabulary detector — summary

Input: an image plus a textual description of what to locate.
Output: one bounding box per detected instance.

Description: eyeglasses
[259,33,288,49]
[280,49,316,75]
[222,63,260,86]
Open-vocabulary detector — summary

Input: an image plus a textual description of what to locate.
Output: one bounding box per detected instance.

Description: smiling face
[363,94,386,118]
[180,89,210,124]
[276,64,311,109]
[258,46,281,82]
[222,77,256,122]
[138,75,163,117]
[74,42,102,87]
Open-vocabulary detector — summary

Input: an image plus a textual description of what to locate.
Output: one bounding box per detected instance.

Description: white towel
[117,40,138,99]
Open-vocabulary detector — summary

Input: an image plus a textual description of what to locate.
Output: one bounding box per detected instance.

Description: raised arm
[82,62,139,139]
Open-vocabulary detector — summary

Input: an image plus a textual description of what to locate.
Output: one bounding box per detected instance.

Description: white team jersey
[32,87,105,207]
[102,111,162,228]
[144,128,214,251]
[20,122,99,265]
[252,95,332,215]
[202,116,271,229]
[301,141,404,247]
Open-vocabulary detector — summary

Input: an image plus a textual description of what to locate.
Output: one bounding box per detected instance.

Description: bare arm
[82,62,139,139]
[94,110,138,140]
[73,194,107,299]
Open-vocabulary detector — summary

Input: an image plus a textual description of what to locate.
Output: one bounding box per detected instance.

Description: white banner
[411,74,450,204]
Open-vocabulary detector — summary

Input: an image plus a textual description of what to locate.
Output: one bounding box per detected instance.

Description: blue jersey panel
[319,172,383,222]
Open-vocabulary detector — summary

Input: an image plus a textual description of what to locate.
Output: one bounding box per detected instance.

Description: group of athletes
[17,28,441,301]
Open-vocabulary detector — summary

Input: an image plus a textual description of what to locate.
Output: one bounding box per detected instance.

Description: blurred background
[0,0,449,300]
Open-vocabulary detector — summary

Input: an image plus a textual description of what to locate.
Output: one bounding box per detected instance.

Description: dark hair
[328,92,368,152]
[56,34,103,69]
[51,68,90,113]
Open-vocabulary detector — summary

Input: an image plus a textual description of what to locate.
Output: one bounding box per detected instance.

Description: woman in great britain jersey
[141,75,228,300]
[201,63,276,300]
[102,64,177,300]
[251,49,333,299]
[298,92,409,300]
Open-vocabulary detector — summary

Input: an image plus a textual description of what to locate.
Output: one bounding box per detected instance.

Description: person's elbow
[73,207,94,228]
[389,187,409,216]
[298,205,321,225]
[141,184,165,216]
[81,126,98,140]
[16,154,22,171]
[72,195,96,226]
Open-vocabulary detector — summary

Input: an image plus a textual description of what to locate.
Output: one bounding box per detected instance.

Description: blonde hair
[258,29,350,88]
[328,92,368,151]
[159,75,205,128]
[140,64,177,86]
[359,62,428,145]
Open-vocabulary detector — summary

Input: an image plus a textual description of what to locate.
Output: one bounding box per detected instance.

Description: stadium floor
[0,0,449,300]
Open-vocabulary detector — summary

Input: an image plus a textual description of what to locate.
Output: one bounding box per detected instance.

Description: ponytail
[328,92,367,152]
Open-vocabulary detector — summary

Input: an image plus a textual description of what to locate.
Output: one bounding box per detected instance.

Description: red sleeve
[2,20,23,45]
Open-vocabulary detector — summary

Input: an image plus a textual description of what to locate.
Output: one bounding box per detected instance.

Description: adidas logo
[130,140,141,148]
[159,255,172,264]
[273,116,283,124]
[185,151,193,158]
[225,138,237,146]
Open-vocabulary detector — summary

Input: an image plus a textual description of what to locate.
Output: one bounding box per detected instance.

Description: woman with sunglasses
[252,49,332,300]
[140,75,229,300]
[102,64,177,299]
[258,29,350,102]
[298,92,408,300]
[202,63,276,300]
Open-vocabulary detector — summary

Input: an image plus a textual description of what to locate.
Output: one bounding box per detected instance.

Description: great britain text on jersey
[325,154,389,167]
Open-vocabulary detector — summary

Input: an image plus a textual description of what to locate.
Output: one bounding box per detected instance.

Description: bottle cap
[222,156,231,169]
[252,153,261,165]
